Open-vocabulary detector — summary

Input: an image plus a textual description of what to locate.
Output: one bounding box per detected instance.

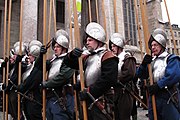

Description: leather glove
[2,84,10,94]
[40,45,47,55]
[16,55,23,63]
[142,54,152,66]
[148,83,160,95]
[79,88,88,101]
[1,57,9,68]
[39,81,47,89]
[70,48,83,58]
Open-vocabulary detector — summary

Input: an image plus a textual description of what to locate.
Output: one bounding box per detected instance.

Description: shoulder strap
[101,51,116,62]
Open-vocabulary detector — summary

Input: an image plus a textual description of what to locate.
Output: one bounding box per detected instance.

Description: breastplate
[152,52,169,82]
[84,50,106,87]
[22,62,34,82]
[117,51,126,76]
[48,57,63,80]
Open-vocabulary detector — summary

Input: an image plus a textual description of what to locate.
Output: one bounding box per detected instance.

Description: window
[56,1,65,23]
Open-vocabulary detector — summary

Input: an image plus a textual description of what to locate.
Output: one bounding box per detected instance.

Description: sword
[165,86,180,113]
[52,88,67,111]
[52,88,72,119]
[87,92,113,120]
[8,79,42,106]
[117,82,148,109]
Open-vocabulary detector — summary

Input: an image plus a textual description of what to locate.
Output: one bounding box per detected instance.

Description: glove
[2,84,10,94]
[16,84,23,93]
[16,55,23,63]
[40,45,47,55]
[1,57,9,68]
[142,54,152,66]
[148,83,160,95]
[39,81,47,89]
[79,88,88,101]
[70,48,83,58]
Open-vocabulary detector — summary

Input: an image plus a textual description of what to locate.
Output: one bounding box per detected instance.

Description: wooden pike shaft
[95,0,99,23]
[88,0,92,22]
[43,0,47,120]
[52,0,56,32]
[6,0,12,119]
[17,0,24,119]
[3,0,8,119]
[68,0,79,119]
[139,0,157,119]
[164,0,177,55]
[113,0,118,32]
[73,0,88,119]
[47,0,53,58]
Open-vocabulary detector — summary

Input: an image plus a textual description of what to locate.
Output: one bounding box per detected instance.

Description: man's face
[10,55,16,64]
[28,54,35,63]
[111,44,118,55]
[86,37,99,51]
[151,41,163,56]
[53,43,63,56]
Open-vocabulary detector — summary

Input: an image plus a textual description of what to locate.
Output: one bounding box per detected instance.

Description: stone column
[22,0,38,44]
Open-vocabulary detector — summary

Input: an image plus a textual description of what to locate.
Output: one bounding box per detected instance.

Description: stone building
[0,0,178,62]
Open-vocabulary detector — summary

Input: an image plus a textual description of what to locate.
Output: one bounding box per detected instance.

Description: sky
[161,0,180,26]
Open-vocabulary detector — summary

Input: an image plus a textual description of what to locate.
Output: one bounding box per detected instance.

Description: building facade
[0,0,178,61]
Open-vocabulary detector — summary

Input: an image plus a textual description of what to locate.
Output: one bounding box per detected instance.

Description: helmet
[85,22,106,43]
[28,40,42,57]
[110,33,125,48]
[148,28,167,49]
[54,30,69,49]
[55,35,69,49]
[55,29,69,40]
[13,41,26,55]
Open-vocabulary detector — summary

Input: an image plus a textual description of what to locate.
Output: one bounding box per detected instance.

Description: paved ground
[0,108,148,120]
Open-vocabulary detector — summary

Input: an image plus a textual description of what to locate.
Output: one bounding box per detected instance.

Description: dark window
[56,1,65,23]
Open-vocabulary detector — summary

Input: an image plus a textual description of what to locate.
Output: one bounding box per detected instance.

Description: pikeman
[40,29,75,120]
[137,28,180,120]
[64,22,118,120]
[2,41,27,120]
[109,33,136,120]
[17,40,43,120]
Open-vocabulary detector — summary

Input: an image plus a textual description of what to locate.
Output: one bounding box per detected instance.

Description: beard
[87,47,95,53]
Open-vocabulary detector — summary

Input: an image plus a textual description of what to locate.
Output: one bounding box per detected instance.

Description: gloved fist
[142,54,152,66]
[39,81,47,89]
[70,48,83,58]
[40,45,47,55]
[16,55,23,63]
[148,83,160,95]
[79,88,88,101]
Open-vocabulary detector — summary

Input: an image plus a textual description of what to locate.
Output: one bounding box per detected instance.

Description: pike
[163,0,177,55]
[73,0,88,119]
[67,0,79,119]
[6,0,13,119]
[95,0,99,23]
[3,0,8,119]
[18,0,24,119]
[139,0,157,119]
[42,0,47,119]
[133,0,149,107]
[87,92,113,120]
